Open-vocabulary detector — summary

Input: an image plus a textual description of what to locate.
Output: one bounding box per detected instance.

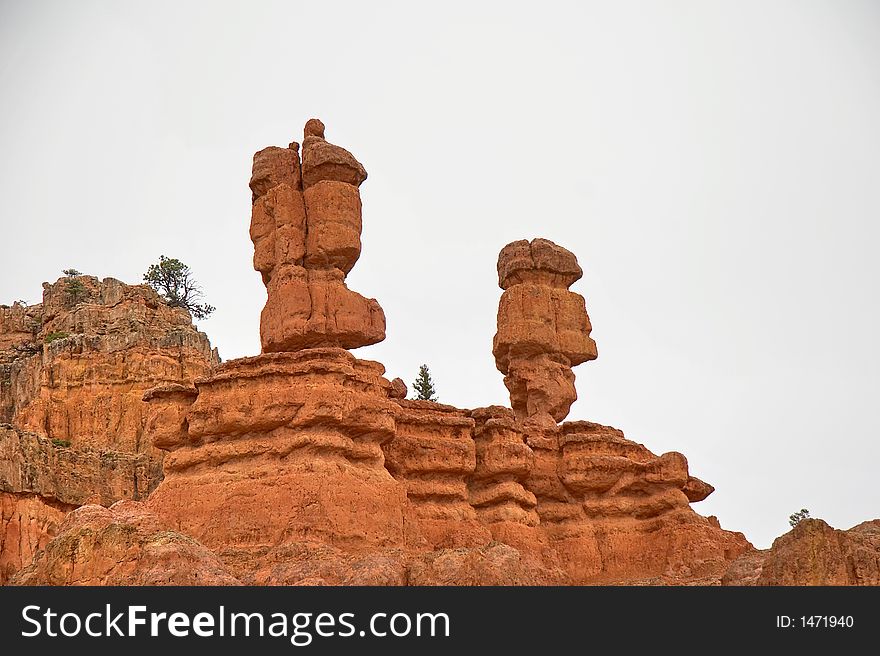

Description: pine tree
[144,255,215,320]
[788,508,810,528]
[412,364,438,401]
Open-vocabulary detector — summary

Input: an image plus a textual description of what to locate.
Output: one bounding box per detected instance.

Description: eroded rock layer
[1,276,218,453]
[145,349,407,555]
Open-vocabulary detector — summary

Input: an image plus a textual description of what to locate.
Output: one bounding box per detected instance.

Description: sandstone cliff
[0,277,218,582]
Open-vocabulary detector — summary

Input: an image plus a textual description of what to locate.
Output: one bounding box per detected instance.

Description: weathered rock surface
[260,266,385,351]
[384,400,489,549]
[2,276,218,453]
[0,492,72,585]
[0,425,161,507]
[723,519,880,585]
[493,239,597,429]
[146,349,407,555]
[12,501,240,585]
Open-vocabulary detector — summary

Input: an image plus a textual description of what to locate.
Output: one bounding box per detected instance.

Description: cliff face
[4,120,877,586]
[4,276,218,453]
[0,278,218,582]
[0,492,72,585]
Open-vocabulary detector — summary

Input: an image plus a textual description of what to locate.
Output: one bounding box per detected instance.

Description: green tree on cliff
[63,269,88,307]
[412,364,438,401]
[143,256,215,320]
[789,508,810,528]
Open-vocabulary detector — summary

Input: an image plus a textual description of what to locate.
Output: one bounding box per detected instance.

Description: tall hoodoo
[143,121,406,575]
[250,119,385,353]
[492,238,598,429]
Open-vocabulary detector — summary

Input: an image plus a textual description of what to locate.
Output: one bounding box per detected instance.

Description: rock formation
[5,119,877,586]
[144,349,406,561]
[1,276,218,452]
[0,277,217,582]
[722,519,880,586]
[251,119,384,352]
[12,501,240,585]
[384,400,489,549]
[493,239,597,430]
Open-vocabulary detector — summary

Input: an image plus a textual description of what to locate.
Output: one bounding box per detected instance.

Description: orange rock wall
[0,492,72,584]
[4,276,218,454]
[0,276,219,583]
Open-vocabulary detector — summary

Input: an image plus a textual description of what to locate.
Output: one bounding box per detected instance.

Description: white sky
[1,0,878,548]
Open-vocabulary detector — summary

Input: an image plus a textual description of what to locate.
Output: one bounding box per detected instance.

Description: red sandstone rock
[720,548,766,586]
[141,384,198,450]
[493,238,597,428]
[497,238,584,290]
[259,266,385,351]
[0,425,160,507]
[407,543,565,586]
[146,349,407,553]
[304,118,325,139]
[0,276,217,580]
[4,276,218,455]
[249,145,301,201]
[11,501,240,586]
[469,406,537,527]
[723,519,880,585]
[503,354,577,427]
[384,400,490,549]
[514,420,752,584]
[303,180,362,273]
[301,120,367,189]
[250,121,384,352]
[389,377,407,399]
[0,302,39,356]
[250,182,307,283]
[0,276,217,582]
[0,492,71,584]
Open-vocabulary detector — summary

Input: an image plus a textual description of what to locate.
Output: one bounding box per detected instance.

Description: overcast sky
[2,0,878,548]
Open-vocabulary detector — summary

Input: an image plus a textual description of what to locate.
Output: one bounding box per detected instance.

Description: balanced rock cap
[301,119,368,189]
[497,238,583,290]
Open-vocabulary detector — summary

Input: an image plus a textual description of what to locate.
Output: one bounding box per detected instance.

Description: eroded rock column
[251,119,385,352]
[493,238,597,430]
[145,121,406,568]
